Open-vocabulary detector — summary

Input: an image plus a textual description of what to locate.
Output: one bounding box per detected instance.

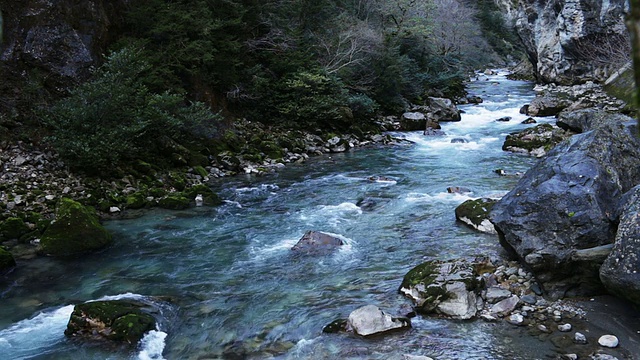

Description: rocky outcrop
[525,83,626,118]
[65,299,156,344]
[496,0,629,84]
[455,198,498,234]
[398,98,460,131]
[556,108,631,133]
[502,123,573,157]
[0,0,129,113]
[291,231,344,253]
[346,305,411,337]
[399,259,483,319]
[600,186,640,306]
[39,198,112,256]
[491,119,640,298]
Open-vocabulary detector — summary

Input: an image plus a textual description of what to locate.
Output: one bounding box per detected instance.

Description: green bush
[44,47,221,176]
[254,69,350,129]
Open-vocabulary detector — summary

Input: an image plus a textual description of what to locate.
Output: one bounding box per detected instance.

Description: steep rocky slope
[495,0,629,84]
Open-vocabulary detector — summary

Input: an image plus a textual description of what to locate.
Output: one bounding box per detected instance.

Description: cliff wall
[496,0,629,84]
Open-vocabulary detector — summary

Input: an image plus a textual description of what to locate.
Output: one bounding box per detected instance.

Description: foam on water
[0,305,74,358]
[404,191,474,204]
[137,330,168,360]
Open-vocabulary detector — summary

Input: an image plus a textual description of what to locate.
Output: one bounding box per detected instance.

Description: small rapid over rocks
[1,71,637,359]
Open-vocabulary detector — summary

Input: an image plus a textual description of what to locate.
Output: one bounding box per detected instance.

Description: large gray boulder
[291,231,344,253]
[556,108,631,134]
[600,186,640,306]
[491,120,640,298]
[502,124,573,157]
[346,305,410,337]
[426,97,461,122]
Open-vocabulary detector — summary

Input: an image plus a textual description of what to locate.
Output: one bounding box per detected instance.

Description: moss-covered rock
[399,259,483,319]
[193,165,208,179]
[65,300,156,344]
[39,198,113,256]
[0,217,31,240]
[455,198,498,234]
[502,123,572,156]
[184,184,222,206]
[158,194,190,210]
[125,191,148,210]
[0,247,16,273]
[167,172,186,191]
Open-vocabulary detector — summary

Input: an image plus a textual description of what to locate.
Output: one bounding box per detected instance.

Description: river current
[1,72,564,359]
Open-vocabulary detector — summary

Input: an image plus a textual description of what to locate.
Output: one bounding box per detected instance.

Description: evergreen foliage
[45,47,220,176]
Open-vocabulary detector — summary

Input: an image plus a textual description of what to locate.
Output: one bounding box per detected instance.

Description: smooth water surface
[1,72,560,359]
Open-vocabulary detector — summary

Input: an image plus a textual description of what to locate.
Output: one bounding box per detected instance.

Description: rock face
[491,120,640,298]
[65,300,156,344]
[496,0,629,84]
[455,198,498,234]
[346,305,411,336]
[0,0,128,111]
[291,231,344,253]
[600,185,640,306]
[399,259,482,319]
[426,97,461,122]
[40,198,113,256]
[556,108,631,134]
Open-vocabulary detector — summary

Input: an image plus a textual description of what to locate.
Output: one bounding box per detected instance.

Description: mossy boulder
[184,184,222,206]
[455,198,498,234]
[125,192,148,210]
[0,247,16,273]
[158,194,190,210]
[65,300,156,344]
[193,165,208,179]
[502,123,572,157]
[0,217,31,240]
[399,259,483,319]
[39,198,113,256]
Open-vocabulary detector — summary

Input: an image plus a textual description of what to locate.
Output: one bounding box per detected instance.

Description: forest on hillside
[0,0,521,175]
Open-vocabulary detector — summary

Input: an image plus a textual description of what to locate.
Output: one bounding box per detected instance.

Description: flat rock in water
[347,305,410,337]
[598,335,619,348]
[291,231,344,253]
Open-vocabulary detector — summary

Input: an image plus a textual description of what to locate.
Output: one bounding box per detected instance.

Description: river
[1,71,571,359]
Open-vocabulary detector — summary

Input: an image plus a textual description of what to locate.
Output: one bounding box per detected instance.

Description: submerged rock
[291,231,344,253]
[346,305,410,336]
[40,198,112,256]
[455,198,497,234]
[65,300,156,344]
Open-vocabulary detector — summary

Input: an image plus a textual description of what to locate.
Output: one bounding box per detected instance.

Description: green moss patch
[0,217,31,240]
[0,247,16,273]
[65,300,156,344]
[158,194,190,210]
[40,198,112,256]
[455,198,498,226]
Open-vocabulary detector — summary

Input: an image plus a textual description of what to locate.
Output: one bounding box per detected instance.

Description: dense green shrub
[44,47,220,176]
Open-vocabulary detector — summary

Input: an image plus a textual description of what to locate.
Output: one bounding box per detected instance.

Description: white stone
[62,186,71,194]
[490,295,520,316]
[437,282,478,320]
[109,206,121,213]
[598,334,619,348]
[485,287,512,303]
[347,305,410,337]
[507,313,524,325]
[558,323,572,332]
[574,332,587,344]
[403,355,434,360]
[195,194,204,207]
